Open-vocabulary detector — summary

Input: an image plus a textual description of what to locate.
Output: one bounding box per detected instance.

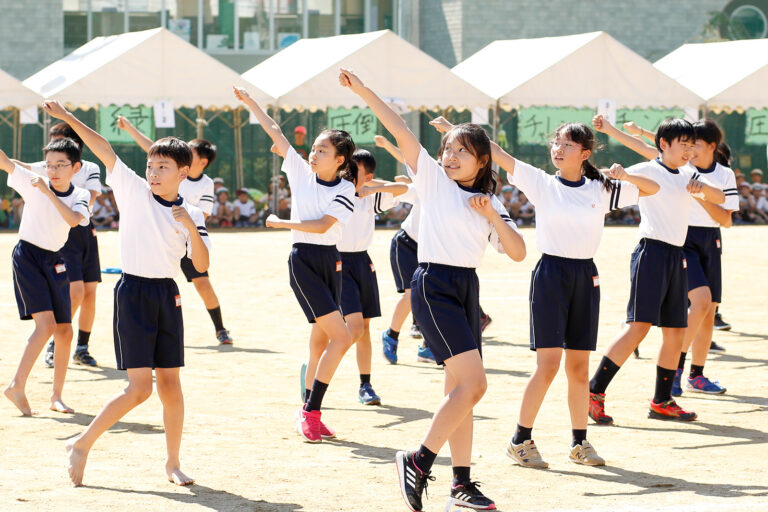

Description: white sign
[19,105,39,124]
[597,98,617,126]
[471,106,489,126]
[153,100,175,128]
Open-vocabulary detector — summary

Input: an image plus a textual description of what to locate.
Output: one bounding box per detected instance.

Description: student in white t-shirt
[44,100,209,488]
[589,116,725,426]
[91,194,115,227]
[342,68,526,511]
[209,188,234,227]
[235,86,357,445]
[430,117,657,469]
[117,118,234,345]
[233,188,259,226]
[1,140,90,417]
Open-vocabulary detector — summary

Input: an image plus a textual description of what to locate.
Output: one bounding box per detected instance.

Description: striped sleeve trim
[198,196,215,203]
[724,192,739,196]
[373,193,384,214]
[334,194,354,209]
[333,198,354,212]
[500,213,513,223]
[609,181,622,211]
[197,226,209,237]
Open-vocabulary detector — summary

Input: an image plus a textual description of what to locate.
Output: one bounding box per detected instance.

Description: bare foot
[4,384,36,416]
[66,437,89,487]
[167,465,195,486]
[50,398,75,414]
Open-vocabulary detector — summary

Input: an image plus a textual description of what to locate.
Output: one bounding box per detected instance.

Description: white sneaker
[569,440,605,466]
[505,439,549,468]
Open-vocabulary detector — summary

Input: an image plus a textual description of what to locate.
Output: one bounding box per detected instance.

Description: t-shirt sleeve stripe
[333,198,354,212]
[334,194,354,208]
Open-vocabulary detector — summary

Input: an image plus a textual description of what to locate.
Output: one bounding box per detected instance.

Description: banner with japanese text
[98,105,154,144]
[327,107,377,144]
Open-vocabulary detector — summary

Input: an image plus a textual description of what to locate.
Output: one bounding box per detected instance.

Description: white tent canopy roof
[24,27,271,109]
[0,68,41,110]
[453,31,704,110]
[242,30,494,112]
[655,39,768,111]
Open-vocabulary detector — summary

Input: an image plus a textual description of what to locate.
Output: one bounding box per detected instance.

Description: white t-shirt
[92,198,114,219]
[179,174,215,215]
[509,160,639,259]
[7,164,90,251]
[337,192,396,252]
[628,159,704,247]
[397,184,421,242]
[756,195,768,213]
[233,199,257,217]
[106,157,211,279]
[212,201,233,216]
[281,146,355,246]
[412,147,519,267]
[683,162,739,227]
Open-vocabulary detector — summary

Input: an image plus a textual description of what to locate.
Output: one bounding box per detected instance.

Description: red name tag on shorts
[370,263,376,273]
[55,263,66,274]
[683,258,688,269]
[716,239,721,249]
[175,295,181,307]
[336,261,342,272]
[593,275,600,287]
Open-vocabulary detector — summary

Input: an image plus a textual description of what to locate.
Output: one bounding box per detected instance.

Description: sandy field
[0,226,766,512]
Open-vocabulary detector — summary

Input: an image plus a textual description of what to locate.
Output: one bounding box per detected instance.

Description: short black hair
[693,119,722,147]
[655,118,695,151]
[43,137,82,165]
[49,123,84,149]
[188,138,217,169]
[148,137,192,168]
[351,149,376,174]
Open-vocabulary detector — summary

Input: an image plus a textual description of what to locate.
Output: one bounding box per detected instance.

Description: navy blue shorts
[11,240,71,323]
[113,274,184,370]
[626,238,688,328]
[410,263,481,365]
[288,243,342,323]
[60,222,102,283]
[390,229,418,293]
[180,255,209,282]
[684,226,722,303]
[529,254,600,351]
[339,251,381,318]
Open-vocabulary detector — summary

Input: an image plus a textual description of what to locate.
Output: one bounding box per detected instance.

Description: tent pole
[13,108,20,159]
[195,105,205,139]
[492,100,500,143]
[43,110,51,145]
[234,108,244,189]
[271,107,281,215]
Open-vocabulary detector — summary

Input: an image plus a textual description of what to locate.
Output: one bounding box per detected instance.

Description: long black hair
[318,129,357,183]
[437,123,497,194]
[715,142,732,167]
[554,123,612,192]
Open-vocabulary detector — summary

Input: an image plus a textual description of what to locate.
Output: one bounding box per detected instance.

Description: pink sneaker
[319,419,336,438]
[296,405,322,443]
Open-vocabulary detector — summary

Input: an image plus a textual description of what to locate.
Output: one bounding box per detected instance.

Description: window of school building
[63,1,395,58]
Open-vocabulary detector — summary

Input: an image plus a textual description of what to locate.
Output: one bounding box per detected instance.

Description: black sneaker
[709,340,726,353]
[216,329,233,345]
[450,480,496,510]
[44,340,55,368]
[713,312,731,331]
[72,346,98,367]
[396,450,434,512]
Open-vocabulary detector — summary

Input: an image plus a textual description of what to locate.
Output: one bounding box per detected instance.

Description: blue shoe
[686,375,726,394]
[671,368,683,397]
[381,330,398,364]
[358,383,381,405]
[299,363,307,403]
[417,345,436,364]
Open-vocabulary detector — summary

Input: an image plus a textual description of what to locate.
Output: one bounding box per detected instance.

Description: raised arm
[592,115,658,161]
[623,121,657,143]
[0,149,15,174]
[116,116,153,153]
[233,86,290,158]
[605,163,660,197]
[358,181,409,198]
[339,68,421,172]
[374,135,405,164]
[265,213,337,233]
[43,100,117,172]
[430,116,518,176]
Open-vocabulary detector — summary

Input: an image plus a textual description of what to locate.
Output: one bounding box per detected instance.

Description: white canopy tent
[242,30,494,112]
[654,39,768,112]
[0,69,43,158]
[453,31,704,111]
[23,27,271,109]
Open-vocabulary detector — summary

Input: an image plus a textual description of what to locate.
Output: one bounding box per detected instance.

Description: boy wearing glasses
[1,138,90,416]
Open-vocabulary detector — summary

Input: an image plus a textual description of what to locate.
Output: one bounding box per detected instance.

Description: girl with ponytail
[235,87,357,443]
[431,117,659,468]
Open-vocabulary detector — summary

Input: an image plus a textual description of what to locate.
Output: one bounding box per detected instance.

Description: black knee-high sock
[572,429,587,447]
[413,445,437,474]
[304,388,311,403]
[690,364,704,379]
[512,424,532,445]
[678,352,687,371]
[590,356,621,394]
[207,306,225,332]
[305,379,328,412]
[453,466,471,485]
[360,374,371,386]
[653,366,677,403]
[76,330,91,348]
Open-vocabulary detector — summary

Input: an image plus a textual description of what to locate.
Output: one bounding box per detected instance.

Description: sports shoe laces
[457,480,485,496]
[412,460,436,497]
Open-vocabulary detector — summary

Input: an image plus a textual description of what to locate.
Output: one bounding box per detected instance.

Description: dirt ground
[0,226,766,512]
